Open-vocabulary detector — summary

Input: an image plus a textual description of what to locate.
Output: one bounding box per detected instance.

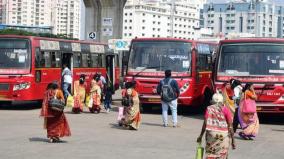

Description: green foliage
[0,29,78,40]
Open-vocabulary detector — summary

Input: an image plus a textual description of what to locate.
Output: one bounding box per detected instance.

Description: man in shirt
[62,64,72,99]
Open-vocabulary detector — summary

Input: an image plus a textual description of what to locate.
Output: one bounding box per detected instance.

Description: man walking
[62,64,72,99]
[157,70,180,127]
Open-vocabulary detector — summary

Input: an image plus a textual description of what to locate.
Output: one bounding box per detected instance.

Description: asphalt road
[0,102,283,159]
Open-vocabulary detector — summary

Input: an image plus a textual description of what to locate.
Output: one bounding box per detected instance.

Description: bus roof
[131,38,193,43]
[0,34,107,45]
[130,38,217,45]
[219,38,284,45]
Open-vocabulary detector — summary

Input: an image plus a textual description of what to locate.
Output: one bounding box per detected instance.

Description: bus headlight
[180,82,190,93]
[13,82,31,91]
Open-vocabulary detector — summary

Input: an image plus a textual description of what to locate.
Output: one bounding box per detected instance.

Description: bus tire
[141,104,152,113]
[201,89,212,112]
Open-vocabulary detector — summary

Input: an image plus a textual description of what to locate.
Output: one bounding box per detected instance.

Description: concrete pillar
[83,0,126,43]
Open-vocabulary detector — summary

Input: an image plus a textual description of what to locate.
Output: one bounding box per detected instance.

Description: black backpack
[161,79,176,102]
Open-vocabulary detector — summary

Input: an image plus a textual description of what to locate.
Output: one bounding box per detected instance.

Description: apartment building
[0,0,81,39]
[203,0,284,38]
[123,0,203,40]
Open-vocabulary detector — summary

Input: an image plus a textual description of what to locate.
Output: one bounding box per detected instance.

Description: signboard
[108,39,131,51]
[40,40,60,51]
[89,32,96,39]
[90,45,105,53]
[72,43,81,52]
[102,18,113,26]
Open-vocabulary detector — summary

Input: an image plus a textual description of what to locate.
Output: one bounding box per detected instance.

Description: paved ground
[0,101,283,159]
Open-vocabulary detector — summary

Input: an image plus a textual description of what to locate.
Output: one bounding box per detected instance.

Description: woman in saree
[72,74,87,113]
[119,82,141,130]
[197,91,236,159]
[89,76,102,113]
[40,82,71,143]
[222,79,236,118]
[238,83,259,140]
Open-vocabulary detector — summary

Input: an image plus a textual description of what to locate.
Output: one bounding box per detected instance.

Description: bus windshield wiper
[132,66,164,80]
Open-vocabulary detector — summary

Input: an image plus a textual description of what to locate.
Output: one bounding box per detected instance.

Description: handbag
[195,142,204,159]
[49,90,65,112]
[242,92,256,113]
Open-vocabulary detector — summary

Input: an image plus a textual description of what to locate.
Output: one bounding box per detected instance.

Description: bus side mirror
[122,51,129,65]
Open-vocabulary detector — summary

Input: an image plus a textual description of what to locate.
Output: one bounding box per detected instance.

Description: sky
[210,0,284,4]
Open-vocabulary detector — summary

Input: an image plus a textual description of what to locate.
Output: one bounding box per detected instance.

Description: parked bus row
[122,38,284,113]
[0,35,120,104]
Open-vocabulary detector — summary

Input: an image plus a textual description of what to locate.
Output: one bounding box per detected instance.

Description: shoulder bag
[49,90,65,112]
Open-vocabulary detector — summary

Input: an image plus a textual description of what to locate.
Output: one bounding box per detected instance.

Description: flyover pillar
[83,0,127,43]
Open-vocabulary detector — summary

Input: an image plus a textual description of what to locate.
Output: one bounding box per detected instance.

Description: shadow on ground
[29,137,68,143]
[0,101,41,110]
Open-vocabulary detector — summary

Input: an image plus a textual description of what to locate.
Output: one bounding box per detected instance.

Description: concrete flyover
[83,0,127,43]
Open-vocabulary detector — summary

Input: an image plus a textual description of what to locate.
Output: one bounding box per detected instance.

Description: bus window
[35,51,51,68]
[81,53,89,67]
[218,44,284,76]
[73,53,81,68]
[51,52,61,68]
[90,54,100,67]
[129,41,191,72]
[197,44,212,71]
[101,54,106,67]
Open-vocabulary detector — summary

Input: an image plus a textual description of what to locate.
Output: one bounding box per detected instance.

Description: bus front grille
[0,84,9,90]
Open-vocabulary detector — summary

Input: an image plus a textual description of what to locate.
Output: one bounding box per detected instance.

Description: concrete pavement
[0,104,283,159]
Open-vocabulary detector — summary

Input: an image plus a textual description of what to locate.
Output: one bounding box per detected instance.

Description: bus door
[61,52,73,91]
[105,53,115,92]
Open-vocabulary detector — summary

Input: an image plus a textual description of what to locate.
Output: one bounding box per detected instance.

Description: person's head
[211,91,224,105]
[79,74,86,84]
[51,81,59,90]
[63,63,67,68]
[165,70,171,78]
[243,83,253,92]
[231,79,241,89]
[46,83,53,90]
[125,81,133,89]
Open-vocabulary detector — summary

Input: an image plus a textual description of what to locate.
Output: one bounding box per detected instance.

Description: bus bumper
[139,95,193,105]
[257,102,284,113]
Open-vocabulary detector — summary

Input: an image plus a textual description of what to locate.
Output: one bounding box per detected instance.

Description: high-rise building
[203,0,284,38]
[123,0,203,40]
[0,0,81,39]
[52,0,81,39]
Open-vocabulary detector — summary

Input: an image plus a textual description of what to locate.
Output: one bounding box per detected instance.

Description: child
[104,86,112,113]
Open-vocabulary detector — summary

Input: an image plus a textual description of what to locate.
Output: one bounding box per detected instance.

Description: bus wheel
[201,89,212,112]
[141,104,152,113]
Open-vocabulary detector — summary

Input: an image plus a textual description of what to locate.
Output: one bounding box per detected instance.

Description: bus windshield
[0,39,31,74]
[218,43,284,76]
[128,41,191,73]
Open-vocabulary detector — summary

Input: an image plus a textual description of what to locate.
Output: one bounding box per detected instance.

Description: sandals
[238,132,249,140]
[48,137,60,143]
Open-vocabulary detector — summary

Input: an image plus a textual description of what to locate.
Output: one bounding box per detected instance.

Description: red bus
[122,38,217,109]
[0,35,119,104]
[213,38,284,113]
